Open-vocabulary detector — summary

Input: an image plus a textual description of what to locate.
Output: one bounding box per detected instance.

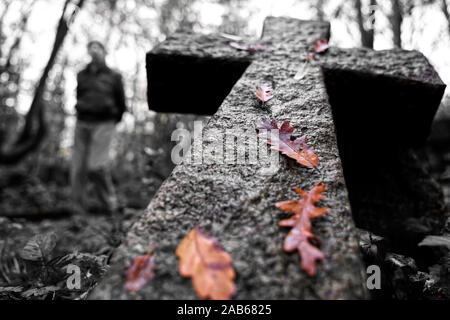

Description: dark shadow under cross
[91,17,446,300]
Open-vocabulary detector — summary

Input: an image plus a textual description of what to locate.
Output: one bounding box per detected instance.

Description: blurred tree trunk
[1,1,37,155]
[316,0,326,21]
[0,0,85,165]
[442,0,450,37]
[33,56,69,178]
[390,0,403,48]
[354,0,376,48]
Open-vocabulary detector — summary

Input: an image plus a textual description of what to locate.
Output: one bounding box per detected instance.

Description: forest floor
[0,113,205,300]
[0,161,165,300]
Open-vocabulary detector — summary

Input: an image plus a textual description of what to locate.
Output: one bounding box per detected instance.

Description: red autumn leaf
[125,245,156,292]
[313,38,329,53]
[176,227,236,300]
[229,42,267,51]
[276,182,329,276]
[256,119,319,168]
[255,84,273,105]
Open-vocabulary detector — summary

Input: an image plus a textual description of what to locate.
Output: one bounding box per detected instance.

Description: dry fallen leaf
[125,245,156,293]
[256,119,319,168]
[295,52,319,79]
[20,232,57,262]
[418,235,450,249]
[220,33,243,42]
[313,39,329,53]
[276,182,329,276]
[255,84,273,105]
[294,61,309,80]
[176,227,235,300]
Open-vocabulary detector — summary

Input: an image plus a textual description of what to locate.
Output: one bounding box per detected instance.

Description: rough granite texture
[90,17,445,300]
[322,48,444,85]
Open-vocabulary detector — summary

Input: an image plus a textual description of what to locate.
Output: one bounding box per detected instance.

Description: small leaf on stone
[125,245,156,293]
[313,38,329,53]
[219,33,243,42]
[294,61,309,80]
[176,227,235,300]
[255,84,273,105]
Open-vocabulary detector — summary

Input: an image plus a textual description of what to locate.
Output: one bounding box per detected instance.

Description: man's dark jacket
[75,63,126,122]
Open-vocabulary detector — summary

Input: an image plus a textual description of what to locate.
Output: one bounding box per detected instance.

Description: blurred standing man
[71,41,126,215]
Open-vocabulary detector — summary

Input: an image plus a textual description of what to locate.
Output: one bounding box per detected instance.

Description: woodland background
[0,0,450,299]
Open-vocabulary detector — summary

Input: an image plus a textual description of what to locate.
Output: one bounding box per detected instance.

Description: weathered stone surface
[323,48,444,84]
[91,17,368,300]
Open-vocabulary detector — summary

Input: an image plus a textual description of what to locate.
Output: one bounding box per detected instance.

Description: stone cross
[91,17,446,300]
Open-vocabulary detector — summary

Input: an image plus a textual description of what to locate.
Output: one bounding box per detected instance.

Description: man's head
[87,40,106,64]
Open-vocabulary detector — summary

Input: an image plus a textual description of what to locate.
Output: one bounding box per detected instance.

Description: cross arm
[146,17,331,115]
[146,32,253,115]
[320,47,446,146]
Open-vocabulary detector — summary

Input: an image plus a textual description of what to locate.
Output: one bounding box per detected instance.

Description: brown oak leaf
[256,119,319,168]
[276,182,329,276]
[176,228,236,300]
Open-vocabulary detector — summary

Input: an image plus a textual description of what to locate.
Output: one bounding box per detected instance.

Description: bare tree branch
[442,0,450,37]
